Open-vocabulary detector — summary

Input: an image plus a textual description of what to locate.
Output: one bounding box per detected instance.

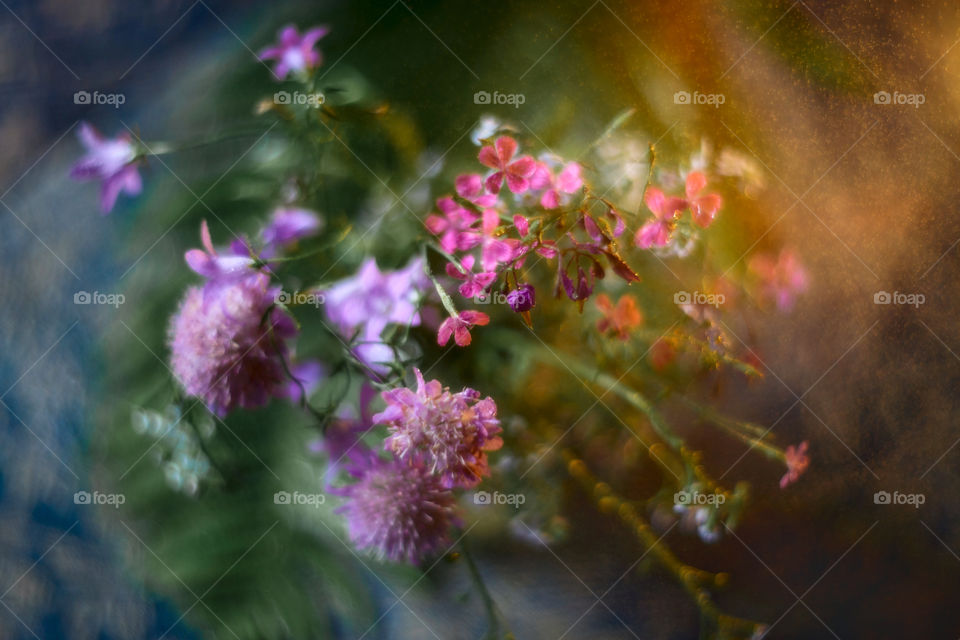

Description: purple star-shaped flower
[259,25,330,80]
[69,122,142,214]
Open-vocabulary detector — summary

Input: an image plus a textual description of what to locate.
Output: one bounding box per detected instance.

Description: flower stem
[460,539,512,640]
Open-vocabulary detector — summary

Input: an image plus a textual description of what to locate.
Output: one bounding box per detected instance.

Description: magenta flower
[259,24,330,79]
[374,368,502,488]
[168,272,297,416]
[445,255,496,299]
[336,454,458,564]
[780,441,810,488]
[70,122,142,214]
[478,136,536,194]
[437,310,489,347]
[425,197,480,253]
[184,220,257,286]
[749,249,808,312]
[634,186,686,249]
[684,171,723,228]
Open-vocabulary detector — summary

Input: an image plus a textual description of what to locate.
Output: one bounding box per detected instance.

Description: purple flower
[335,454,458,564]
[184,220,257,284]
[259,25,330,80]
[69,122,142,214]
[507,283,536,312]
[324,258,428,373]
[168,272,297,416]
[261,207,322,255]
[282,360,326,405]
[374,368,502,488]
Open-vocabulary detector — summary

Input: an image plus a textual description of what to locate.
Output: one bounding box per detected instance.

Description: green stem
[461,539,511,640]
[528,344,683,450]
[139,127,269,157]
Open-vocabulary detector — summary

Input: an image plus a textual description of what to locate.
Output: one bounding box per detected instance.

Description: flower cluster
[334,369,501,564]
[425,133,642,346]
[634,171,723,250]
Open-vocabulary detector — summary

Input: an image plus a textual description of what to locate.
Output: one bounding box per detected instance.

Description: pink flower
[184,220,257,283]
[69,122,142,214]
[780,441,810,488]
[374,368,502,488]
[455,173,498,207]
[474,209,518,271]
[478,136,536,195]
[168,273,297,416]
[259,24,330,79]
[685,171,723,228]
[634,186,686,249]
[445,255,496,299]
[437,310,489,347]
[336,454,458,564]
[749,249,808,312]
[541,162,583,209]
[425,197,479,253]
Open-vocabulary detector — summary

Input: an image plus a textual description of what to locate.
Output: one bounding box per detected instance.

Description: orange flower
[595,294,642,340]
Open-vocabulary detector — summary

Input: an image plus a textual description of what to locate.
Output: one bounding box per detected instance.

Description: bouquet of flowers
[76,20,811,640]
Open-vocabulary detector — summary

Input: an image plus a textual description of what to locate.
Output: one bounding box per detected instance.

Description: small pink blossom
[445,255,496,298]
[455,173,498,207]
[259,24,329,79]
[634,187,686,249]
[425,197,480,253]
[749,249,808,312]
[478,136,536,195]
[780,441,810,488]
[685,171,723,228]
[437,310,489,347]
[541,162,583,209]
[472,209,517,271]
